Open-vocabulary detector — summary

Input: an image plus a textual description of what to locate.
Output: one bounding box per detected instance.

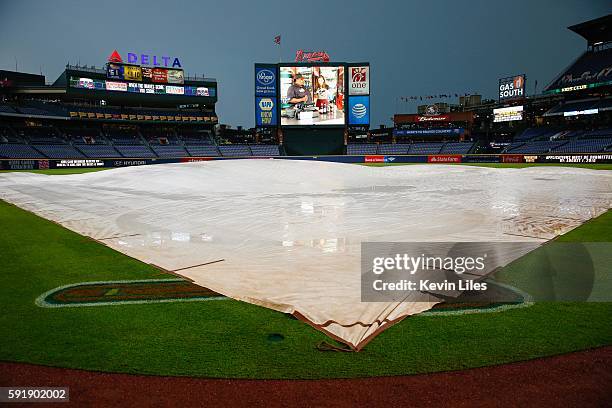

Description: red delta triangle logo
[108,50,123,63]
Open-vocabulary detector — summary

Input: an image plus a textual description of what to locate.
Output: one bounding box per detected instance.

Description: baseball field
[0,163,610,379]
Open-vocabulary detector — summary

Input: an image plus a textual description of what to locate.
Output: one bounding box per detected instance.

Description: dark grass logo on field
[35,278,532,315]
[36,279,225,308]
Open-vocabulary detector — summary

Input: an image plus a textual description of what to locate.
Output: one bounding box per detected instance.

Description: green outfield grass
[0,167,610,379]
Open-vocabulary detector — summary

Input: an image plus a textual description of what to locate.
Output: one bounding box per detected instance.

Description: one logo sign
[349,66,369,95]
[348,96,370,125]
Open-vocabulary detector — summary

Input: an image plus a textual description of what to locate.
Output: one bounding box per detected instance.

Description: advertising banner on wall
[255,65,277,96]
[256,97,278,126]
[348,66,369,95]
[498,74,526,101]
[348,95,370,125]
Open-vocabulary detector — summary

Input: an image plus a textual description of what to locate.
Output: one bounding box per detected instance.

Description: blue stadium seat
[249,145,280,156]
[218,145,252,157]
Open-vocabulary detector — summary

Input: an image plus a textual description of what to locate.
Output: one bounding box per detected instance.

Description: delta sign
[108,50,182,68]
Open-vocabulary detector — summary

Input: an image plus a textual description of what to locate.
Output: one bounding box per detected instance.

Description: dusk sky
[0,0,609,127]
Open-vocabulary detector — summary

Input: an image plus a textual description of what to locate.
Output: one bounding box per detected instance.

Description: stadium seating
[551,138,612,153]
[407,143,442,154]
[0,144,42,159]
[249,144,281,156]
[33,145,86,159]
[347,144,378,155]
[186,145,220,157]
[218,145,252,157]
[506,140,567,154]
[0,104,17,114]
[150,145,189,158]
[75,144,121,158]
[440,142,474,154]
[113,145,156,158]
[377,143,411,155]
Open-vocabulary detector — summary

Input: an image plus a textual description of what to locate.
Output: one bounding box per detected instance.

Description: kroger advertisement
[256,97,278,126]
[255,66,277,96]
[280,66,345,126]
[348,96,370,125]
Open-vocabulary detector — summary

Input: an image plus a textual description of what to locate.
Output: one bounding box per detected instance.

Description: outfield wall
[2,153,612,170]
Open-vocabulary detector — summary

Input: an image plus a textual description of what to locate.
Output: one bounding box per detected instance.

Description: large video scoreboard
[254,62,370,128]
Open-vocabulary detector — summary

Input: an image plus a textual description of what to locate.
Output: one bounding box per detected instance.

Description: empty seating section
[347,144,378,155]
[151,145,189,158]
[513,128,559,141]
[106,129,142,145]
[346,142,474,155]
[0,144,42,159]
[408,143,442,154]
[249,145,281,156]
[440,142,473,154]
[506,127,612,153]
[551,139,612,153]
[75,145,121,158]
[218,145,251,157]
[378,144,411,155]
[16,126,65,144]
[34,144,85,159]
[0,104,17,114]
[506,141,566,154]
[186,145,220,156]
[114,145,156,158]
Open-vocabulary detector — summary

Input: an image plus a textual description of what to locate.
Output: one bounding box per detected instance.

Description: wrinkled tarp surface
[1,161,610,349]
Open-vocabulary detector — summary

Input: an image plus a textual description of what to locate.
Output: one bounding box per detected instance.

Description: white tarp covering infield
[1,160,611,349]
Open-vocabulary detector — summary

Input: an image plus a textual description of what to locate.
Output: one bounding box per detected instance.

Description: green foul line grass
[0,192,610,379]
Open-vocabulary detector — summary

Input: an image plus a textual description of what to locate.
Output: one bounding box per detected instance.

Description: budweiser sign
[417,115,450,122]
[295,50,330,62]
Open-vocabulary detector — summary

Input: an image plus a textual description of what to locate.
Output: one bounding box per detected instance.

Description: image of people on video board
[280,66,345,125]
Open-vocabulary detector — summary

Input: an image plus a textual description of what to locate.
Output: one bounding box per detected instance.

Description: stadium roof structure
[544,15,612,94]
[568,14,612,47]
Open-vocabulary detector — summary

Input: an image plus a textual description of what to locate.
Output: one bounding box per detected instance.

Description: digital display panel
[498,75,525,101]
[69,76,214,98]
[493,105,524,122]
[123,65,143,81]
[280,65,345,126]
[106,63,184,84]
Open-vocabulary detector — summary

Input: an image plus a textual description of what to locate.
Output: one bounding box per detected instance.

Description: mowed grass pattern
[0,167,610,378]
